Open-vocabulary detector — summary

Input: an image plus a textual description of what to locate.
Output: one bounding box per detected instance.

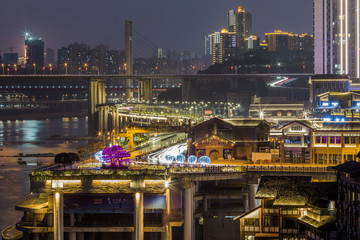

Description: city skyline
[0,0,313,56]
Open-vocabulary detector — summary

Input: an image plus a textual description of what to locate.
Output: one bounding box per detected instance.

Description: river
[0,117,88,231]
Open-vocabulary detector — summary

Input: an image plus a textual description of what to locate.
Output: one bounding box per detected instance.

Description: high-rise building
[204,34,213,55]
[227,10,236,32]
[25,34,44,72]
[211,29,237,64]
[45,48,55,67]
[232,6,252,55]
[265,30,313,52]
[244,35,260,52]
[3,53,18,66]
[314,0,360,77]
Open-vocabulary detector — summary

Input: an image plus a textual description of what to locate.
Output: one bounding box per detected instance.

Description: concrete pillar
[88,79,98,136]
[88,232,96,240]
[69,213,76,240]
[33,233,39,240]
[243,195,249,212]
[203,196,208,212]
[76,232,84,240]
[134,192,144,240]
[112,107,116,132]
[116,107,120,133]
[138,79,143,101]
[47,213,53,227]
[181,79,197,102]
[104,107,108,133]
[88,79,106,136]
[125,20,133,99]
[143,79,153,101]
[161,188,172,240]
[184,186,193,240]
[248,184,257,210]
[53,192,64,240]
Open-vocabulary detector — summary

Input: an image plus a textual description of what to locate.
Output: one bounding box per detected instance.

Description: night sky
[0,0,312,56]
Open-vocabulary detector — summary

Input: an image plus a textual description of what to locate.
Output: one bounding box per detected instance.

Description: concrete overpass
[18,163,334,240]
[0,73,312,135]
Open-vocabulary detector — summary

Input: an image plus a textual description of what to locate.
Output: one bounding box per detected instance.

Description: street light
[64,63,68,75]
[33,63,36,74]
[1,64,4,75]
[14,64,17,74]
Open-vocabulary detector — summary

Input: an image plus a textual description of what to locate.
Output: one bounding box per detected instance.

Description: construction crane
[8,47,18,53]
[0,49,6,56]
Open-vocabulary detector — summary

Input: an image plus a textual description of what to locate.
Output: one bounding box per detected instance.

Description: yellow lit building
[211,29,237,64]
[265,30,313,52]
[281,120,360,165]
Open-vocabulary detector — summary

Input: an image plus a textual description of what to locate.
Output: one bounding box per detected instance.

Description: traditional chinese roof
[233,206,261,221]
[193,134,235,145]
[318,122,360,131]
[299,215,336,229]
[332,161,360,174]
[255,176,335,207]
[278,120,315,130]
[223,118,271,127]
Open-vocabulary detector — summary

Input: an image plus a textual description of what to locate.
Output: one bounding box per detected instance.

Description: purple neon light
[102,145,131,168]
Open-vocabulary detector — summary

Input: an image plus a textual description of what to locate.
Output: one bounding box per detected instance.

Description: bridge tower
[88,78,106,135]
[125,20,133,99]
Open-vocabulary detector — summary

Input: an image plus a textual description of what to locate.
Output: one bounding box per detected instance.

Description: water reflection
[0,117,88,230]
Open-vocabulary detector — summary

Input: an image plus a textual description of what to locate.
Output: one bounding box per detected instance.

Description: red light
[303,65,306,69]
[50,68,53,71]
[268,65,271,69]
[155,66,158,70]
[192,66,195,69]
[78,67,81,71]
[231,66,234,70]
[118,67,121,70]
[85,68,88,71]
[43,67,45,70]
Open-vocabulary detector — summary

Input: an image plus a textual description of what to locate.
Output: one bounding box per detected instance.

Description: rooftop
[311,74,350,80]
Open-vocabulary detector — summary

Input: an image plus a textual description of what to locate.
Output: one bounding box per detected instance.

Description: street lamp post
[65,63,68,75]
[33,63,36,74]
[1,64,4,75]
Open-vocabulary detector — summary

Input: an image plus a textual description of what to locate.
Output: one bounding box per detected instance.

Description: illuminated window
[291,125,302,131]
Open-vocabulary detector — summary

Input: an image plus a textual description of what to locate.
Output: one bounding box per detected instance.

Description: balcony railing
[263,226,279,232]
[263,208,279,214]
[244,226,260,232]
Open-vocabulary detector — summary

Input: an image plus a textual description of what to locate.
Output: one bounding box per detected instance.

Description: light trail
[147,143,187,164]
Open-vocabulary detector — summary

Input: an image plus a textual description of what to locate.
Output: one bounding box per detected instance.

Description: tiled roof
[256,176,335,207]
[332,161,360,174]
[278,120,315,130]
[318,122,360,131]
[311,74,350,80]
[223,118,270,127]
[299,215,336,229]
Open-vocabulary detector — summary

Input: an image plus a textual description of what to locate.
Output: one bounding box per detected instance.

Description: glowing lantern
[188,155,197,164]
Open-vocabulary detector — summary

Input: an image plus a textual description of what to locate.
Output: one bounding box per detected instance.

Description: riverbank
[0,111,87,120]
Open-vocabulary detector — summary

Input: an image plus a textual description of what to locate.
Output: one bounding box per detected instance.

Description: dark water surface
[0,117,88,230]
